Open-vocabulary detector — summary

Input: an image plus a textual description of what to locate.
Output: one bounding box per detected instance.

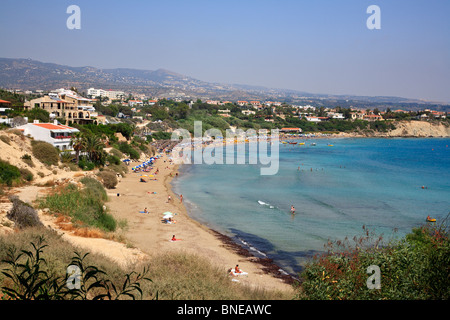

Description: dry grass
[142,252,291,300]
[53,214,105,238]
[0,228,293,300]
[73,173,85,178]
[71,227,105,238]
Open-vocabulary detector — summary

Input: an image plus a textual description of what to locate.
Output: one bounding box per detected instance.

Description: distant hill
[0,57,449,111]
[0,57,209,90]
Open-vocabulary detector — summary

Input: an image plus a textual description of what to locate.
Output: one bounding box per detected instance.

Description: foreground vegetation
[297,217,449,300]
[0,228,290,300]
[37,177,117,232]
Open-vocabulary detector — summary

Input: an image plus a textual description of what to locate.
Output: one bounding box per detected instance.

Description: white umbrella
[162,212,174,219]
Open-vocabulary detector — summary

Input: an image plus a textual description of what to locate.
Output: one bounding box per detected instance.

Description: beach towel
[230,268,248,276]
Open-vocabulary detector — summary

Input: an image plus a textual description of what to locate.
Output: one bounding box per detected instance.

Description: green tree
[26,108,50,123]
[111,123,134,140]
[149,105,169,121]
[83,133,107,165]
[70,132,85,165]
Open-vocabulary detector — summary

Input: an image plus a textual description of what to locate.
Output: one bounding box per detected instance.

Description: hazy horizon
[1,0,449,103]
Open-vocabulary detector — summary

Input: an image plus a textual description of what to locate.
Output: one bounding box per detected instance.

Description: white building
[87,88,125,100]
[328,112,345,119]
[242,109,256,116]
[17,120,79,151]
[128,100,143,107]
[295,105,316,111]
[306,116,322,122]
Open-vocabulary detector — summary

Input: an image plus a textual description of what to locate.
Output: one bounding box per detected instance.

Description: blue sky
[0,0,449,102]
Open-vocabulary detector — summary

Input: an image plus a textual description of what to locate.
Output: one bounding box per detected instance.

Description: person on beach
[171,235,181,241]
[180,194,183,203]
[290,206,296,215]
[143,207,148,213]
[168,217,176,224]
[168,195,172,202]
[235,265,242,274]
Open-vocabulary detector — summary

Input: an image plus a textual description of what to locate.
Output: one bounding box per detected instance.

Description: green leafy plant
[0,160,21,186]
[31,141,59,166]
[297,216,450,300]
[1,237,153,300]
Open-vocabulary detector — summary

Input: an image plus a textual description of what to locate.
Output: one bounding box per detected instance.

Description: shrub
[7,196,43,229]
[19,168,34,182]
[108,163,128,177]
[21,154,35,168]
[31,141,59,166]
[297,220,450,300]
[38,178,115,232]
[8,129,23,136]
[97,170,118,189]
[0,135,10,145]
[60,151,74,163]
[21,154,31,160]
[78,158,95,171]
[63,162,79,171]
[80,177,108,202]
[0,160,21,186]
[109,148,123,159]
[0,236,152,300]
[150,131,172,140]
[117,142,140,160]
[106,154,121,166]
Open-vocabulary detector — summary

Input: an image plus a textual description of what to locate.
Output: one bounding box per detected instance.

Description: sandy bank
[335,121,450,138]
[107,154,295,293]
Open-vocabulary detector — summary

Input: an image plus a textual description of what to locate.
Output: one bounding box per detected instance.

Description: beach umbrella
[162,212,174,217]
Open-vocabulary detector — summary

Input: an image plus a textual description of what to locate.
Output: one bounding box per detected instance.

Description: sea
[171,138,450,275]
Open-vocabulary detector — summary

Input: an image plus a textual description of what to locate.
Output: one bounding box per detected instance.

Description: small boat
[311,143,316,146]
[327,144,334,147]
[299,142,305,145]
[289,142,297,145]
[426,217,436,222]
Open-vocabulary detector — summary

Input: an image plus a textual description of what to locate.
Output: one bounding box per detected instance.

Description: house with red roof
[0,99,12,107]
[16,120,79,151]
[280,127,302,133]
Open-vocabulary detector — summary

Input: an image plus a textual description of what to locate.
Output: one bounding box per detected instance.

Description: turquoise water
[171,138,450,275]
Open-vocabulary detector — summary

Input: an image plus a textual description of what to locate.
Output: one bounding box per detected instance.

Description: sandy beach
[107,153,295,293]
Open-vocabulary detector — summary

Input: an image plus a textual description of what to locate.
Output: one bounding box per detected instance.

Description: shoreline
[164,162,297,285]
[107,153,297,293]
[166,163,297,285]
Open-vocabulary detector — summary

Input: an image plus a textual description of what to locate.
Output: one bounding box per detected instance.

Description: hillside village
[1,86,449,153]
[2,87,448,122]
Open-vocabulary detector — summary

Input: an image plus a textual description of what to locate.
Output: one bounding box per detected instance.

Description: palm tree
[70,132,85,165]
[83,132,106,165]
